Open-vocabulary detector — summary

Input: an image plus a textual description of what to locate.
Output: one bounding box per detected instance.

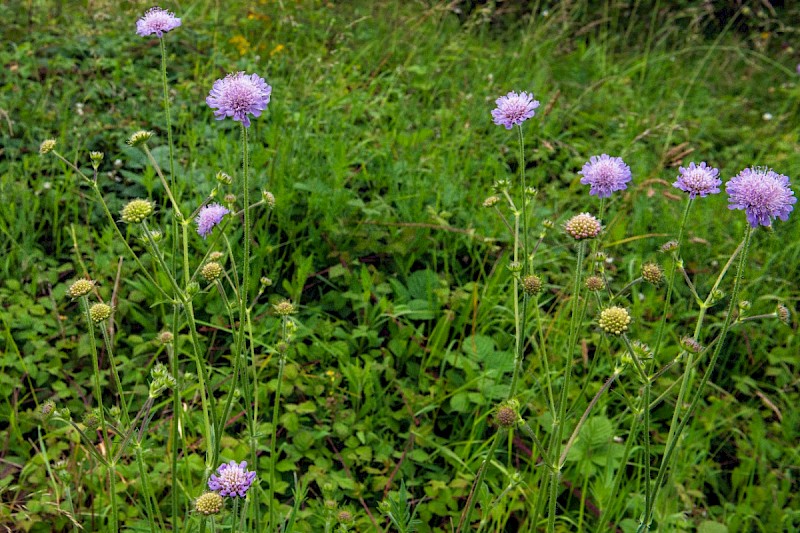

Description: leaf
[698,521,728,533]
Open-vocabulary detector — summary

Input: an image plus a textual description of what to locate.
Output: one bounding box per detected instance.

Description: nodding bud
[542,219,555,229]
[482,195,499,208]
[208,251,225,262]
[158,331,174,344]
[337,511,353,523]
[186,281,200,297]
[524,186,537,197]
[67,279,95,299]
[89,303,112,323]
[681,336,703,354]
[39,139,57,155]
[507,261,523,273]
[90,151,104,169]
[260,277,273,287]
[262,190,276,208]
[738,300,751,312]
[642,263,663,285]
[492,179,511,193]
[126,130,153,147]
[40,400,56,421]
[216,171,232,185]
[585,275,605,291]
[660,240,679,253]
[522,274,543,296]
[776,304,790,324]
[598,306,631,335]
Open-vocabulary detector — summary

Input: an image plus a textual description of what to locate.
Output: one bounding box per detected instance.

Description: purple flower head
[726,167,796,228]
[196,203,229,238]
[206,72,272,128]
[579,154,632,198]
[136,7,181,38]
[208,460,256,498]
[673,161,721,199]
[491,91,540,130]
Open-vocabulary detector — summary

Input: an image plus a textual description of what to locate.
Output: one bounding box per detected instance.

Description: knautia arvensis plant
[456,82,796,533]
[29,5,797,533]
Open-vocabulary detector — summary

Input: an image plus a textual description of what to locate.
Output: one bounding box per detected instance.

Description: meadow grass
[1,1,798,532]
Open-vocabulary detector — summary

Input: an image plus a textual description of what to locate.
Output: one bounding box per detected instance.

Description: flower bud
[158,331,174,344]
[274,300,295,316]
[776,304,790,324]
[127,130,153,147]
[90,151,104,170]
[262,190,276,208]
[201,261,224,282]
[39,139,57,155]
[598,307,631,335]
[681,336,703,354]
[642,263,663,285]
[507,261,523,273]
[120,199,154,224]
[660,240,679,253]
[89,303,112,323]
[564,213,602,240]
[67,279,95,299]
[522,274,542,296]
[585,275,605,292]
[482,195,499,208]
[494,399,520,429]
[195,492,224,515]
[216,171,232,185]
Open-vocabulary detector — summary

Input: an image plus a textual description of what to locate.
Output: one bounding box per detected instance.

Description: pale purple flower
[673,161,721,199]
[579,154,632,198]
[206,72,272,128]
[726,167,796,227]
[208,461,256,498]
[136,7,181,38]
[196,203,229,238]
[491,91,540,129]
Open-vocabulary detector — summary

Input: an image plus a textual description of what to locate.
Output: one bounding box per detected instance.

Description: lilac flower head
[491,91,540,129]
[673,161,721,199]
[136,7,181,38]
[208,460,256,498]
[726,167,796,227]
[579,154,632,198]
[206,72,272,128]
[196,203,229,238]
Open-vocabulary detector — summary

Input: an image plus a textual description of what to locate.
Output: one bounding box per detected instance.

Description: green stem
[135,442,157,533]
[160,38,177,194]
[547,240,586,532]
[167,323,180,529]
[80,298,117,532]
[641,226,753,530]
[517,124,528,273]
[457,430,504,533]
[100,327,131,429]
[269,320,288,532]
[559,370,621,466]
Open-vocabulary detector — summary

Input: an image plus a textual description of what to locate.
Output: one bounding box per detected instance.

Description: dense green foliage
[1,1,798,532]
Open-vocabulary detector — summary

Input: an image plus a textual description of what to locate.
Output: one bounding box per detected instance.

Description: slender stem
[517,124,528,273]
[508,210,523,398]
[167,322,180,529]
[559,370,621,465]
[594,409,640,533]
[642,226,753,530]
[269,339,287,532]
[547,240,586,532]
[80,298,117,532]
[518,422,553,470]
[160,38,177,195]
[135,442,157,533]
[183,302,217,471]
[457,430,504,533]
[652,200,692,360]
[100,326,131,429]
